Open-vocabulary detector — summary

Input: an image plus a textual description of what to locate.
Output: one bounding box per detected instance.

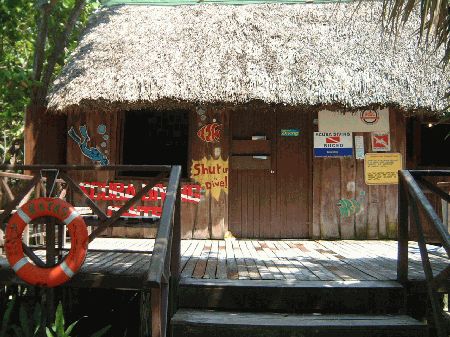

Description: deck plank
[0,239,447,289]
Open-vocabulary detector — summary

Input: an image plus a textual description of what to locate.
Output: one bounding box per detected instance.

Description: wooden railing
[398,170,450,337]
[0,165,182,337]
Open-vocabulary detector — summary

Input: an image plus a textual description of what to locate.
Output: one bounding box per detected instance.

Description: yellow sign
[364,153,402,185]
[190,157,228,200]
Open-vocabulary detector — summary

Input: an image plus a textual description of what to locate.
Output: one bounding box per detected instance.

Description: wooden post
[411,201,447,337]
[397,171,409,283]
[151,285,169,337]
[140,291,151,337]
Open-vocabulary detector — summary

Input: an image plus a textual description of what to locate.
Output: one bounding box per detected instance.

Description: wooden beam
[397,174,409,283]
[59,172,108,221]
[416,176,450,204]
[400,170,450,256]
[0,175,40,231]
[0,164,172,172]
[0,178,14,202]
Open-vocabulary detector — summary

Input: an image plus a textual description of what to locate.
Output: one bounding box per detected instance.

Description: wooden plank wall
[187,107,230,239]
[66,109,230,239]
[312,108,406,239]
[66,110,121,237]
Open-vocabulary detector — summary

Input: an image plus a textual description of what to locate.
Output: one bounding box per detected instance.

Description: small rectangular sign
[318,108,390,132]
[281,129,300,137]
[314,132,353,157]
[355,136,365,160]
[364,153,402,185]
[371,132,391,152]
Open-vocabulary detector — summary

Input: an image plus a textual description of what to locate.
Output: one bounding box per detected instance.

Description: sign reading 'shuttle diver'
[314,132,353,157]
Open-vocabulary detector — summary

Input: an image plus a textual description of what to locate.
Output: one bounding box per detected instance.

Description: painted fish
[337,198,361,217]
[197,123,221,142]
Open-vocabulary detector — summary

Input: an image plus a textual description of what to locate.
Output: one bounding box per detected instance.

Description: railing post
[397,171,409,283]
[169,183,182,321]
[410,202,447,337]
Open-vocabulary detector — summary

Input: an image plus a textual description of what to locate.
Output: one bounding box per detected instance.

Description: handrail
[397,169,450,337]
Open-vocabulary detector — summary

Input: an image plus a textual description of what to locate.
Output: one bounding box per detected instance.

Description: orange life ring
[5,198,88,287]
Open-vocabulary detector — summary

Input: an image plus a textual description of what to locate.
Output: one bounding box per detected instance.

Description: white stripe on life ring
[16,208,31,224]
[59,261,75,278]
[12,257,29,272]
[63,210,80,225]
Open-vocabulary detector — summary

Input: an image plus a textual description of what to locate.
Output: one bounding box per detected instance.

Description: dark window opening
[122,109,189,177]
[419,123,450,167]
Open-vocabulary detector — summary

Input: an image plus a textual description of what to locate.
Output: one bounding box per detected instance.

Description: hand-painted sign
[191,157,228,200]
[79,182,201,203]
[318,108,389,132]
[68,125,109,165]
[371,132,391,152]
[281,129,300,137]
[314,132,353,157]
[364,153,402,185]
[78,182,201,219]
[197,123,221,142]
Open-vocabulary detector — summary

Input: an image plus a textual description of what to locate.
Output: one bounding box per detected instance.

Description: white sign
[318,108,390,132]
[314,132,353,157]
[355,136,365,160]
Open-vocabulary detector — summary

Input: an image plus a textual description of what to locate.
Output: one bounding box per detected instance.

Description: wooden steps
[178,279,405,313]
[172,279,428,337]
[171,310,427,337]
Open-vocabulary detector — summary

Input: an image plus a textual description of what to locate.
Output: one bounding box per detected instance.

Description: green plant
[2,298,111,337]
[45,302,111,337]
[0,297,15,337]
[10,302,42,337]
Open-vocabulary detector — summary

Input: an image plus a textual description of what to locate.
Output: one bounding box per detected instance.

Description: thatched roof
[47,1,449,113]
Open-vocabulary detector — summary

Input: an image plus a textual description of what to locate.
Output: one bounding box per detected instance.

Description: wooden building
[43,0,450,240]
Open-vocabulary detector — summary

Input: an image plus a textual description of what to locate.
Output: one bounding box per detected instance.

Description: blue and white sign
[314,132,353,157]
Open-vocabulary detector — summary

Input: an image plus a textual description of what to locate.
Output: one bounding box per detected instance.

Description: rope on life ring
[5,198,88,287]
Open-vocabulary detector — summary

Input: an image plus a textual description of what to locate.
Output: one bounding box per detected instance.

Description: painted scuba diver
[68,125,109,166]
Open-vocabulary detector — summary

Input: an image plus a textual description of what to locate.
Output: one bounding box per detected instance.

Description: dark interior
[122,109,189,177]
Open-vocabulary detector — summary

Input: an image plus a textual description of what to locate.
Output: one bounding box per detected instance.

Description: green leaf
[45,327,57,337]
[90,325,111,337]
[19,305,31,337]
[54,303,65,336]
[0,297,16,337]
[64,320,79,336]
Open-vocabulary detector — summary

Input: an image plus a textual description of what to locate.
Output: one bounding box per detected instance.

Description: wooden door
[229,108,311,238]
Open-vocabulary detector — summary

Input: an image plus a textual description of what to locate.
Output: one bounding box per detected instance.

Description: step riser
[178,286,405,313]
[172,324,427,337]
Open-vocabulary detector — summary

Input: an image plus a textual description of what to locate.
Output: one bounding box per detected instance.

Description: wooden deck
[0,239,447,289]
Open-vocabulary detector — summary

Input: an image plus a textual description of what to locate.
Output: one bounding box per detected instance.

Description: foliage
[380,0,450,120]
[0,0,100,162]
[1,298,111,337]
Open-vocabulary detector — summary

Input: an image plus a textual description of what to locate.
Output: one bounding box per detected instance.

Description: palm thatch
[47,1,449,114]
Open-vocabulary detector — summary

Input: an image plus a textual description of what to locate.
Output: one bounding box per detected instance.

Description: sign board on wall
[371,132,391,151]
[318,108,389,132]
[364,153,402,185]
[354,136,365,160]
[314,132,353,157]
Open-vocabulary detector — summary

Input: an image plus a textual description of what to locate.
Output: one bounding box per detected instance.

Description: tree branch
[32,1,58,102]
[39,0,86,103]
